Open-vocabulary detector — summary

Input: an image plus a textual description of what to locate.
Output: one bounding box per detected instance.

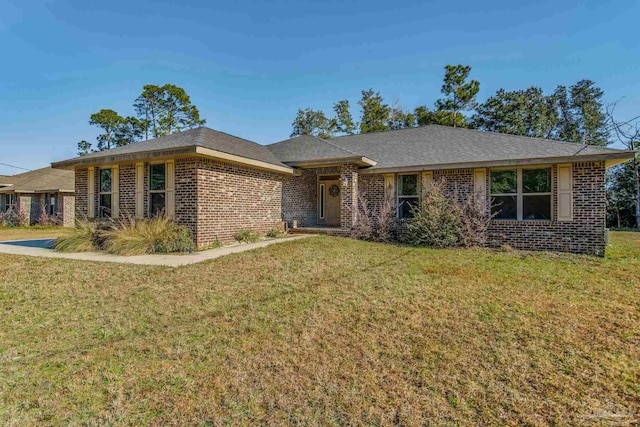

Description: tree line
[290,64,638,228]
[291,64,609,146]
[77,84,205,155]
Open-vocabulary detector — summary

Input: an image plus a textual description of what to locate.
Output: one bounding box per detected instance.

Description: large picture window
[398,174,420,219]
[149,163,166,217]
[99,168,112,218]
[490,167,552,221]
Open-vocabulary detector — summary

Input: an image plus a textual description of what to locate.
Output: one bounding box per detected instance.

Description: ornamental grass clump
[55,220,102,252]
[103,216,195,255]
[234,229,260,243]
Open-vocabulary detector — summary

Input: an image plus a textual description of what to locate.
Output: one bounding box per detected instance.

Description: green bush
[154,223,196,253]
[403,182,492,248]
[265,228,283,238]
[103,217,195,255]
[234,229,260,243]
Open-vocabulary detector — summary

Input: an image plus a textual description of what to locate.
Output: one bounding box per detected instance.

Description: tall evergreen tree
[333,100,356,135]
[473,87,558,138]
[358,89,391,133]
[89,109,126,151]
[435,64,480,127]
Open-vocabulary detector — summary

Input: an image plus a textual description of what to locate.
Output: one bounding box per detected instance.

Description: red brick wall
[487,161,607,256]
[357,162,607,255]
[196,159,284,247]
[75,168,88,219]
[281,166,341,227]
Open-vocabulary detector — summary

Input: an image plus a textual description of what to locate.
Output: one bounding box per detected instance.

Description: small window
[46,193,58,216]
[149,164,166,217]
[319,183,325,219]
[99,168,112,218]
[490,167,552,221]
[398,174,420,219]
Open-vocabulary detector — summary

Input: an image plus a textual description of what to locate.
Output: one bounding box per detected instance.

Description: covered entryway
[317,175,341,226]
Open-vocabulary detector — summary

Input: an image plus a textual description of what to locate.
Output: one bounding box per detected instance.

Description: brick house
[52,125,635,255]
[0,167,75,227]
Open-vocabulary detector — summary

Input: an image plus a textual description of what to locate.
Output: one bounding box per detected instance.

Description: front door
[318,177,341,226]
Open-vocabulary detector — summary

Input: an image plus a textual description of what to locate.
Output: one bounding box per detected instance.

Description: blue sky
[0,0,638,174]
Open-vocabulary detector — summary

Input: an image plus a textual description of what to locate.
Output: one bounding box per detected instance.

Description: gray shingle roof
[267,134,361,163]
[57,127,288,168]
[268,125,634,170]
[0,167,74,193]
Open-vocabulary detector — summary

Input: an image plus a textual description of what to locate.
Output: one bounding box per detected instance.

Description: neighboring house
[51,125,635,255]
[0,167,75,227]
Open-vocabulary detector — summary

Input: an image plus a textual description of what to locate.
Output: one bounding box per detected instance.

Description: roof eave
[52,146,295,175]
[360,151,636,174]
[284,156,377,168]
[51,147,198,169]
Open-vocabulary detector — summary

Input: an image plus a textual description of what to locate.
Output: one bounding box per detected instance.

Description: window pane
[399,197,419,219]
[490,170,517,194]
[150,164,166,191]
[100,169,112,193]
[523,195,551,220]
[151,192,166,217]
[398,174,418,196]
[491,196,517,219]
[523,168,551,193]
[100,194,112,218]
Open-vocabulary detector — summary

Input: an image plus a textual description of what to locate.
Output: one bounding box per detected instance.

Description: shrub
[265,228,283,238]
[0,208,29,227]
[55,220,101,252]
[154,223,196,254]
[351,194,396,242]
[234,229,260,243]
[103,216,195,255]
[403,181,493,248]
[38,201,61,227]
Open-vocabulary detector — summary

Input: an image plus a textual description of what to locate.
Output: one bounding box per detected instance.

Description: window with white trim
[490,167,552,220]
[397,174,420,219]
[99,168,112,218]
[149,163,166,217]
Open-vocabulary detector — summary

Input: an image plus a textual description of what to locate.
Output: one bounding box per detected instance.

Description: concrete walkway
[0,235,314,267]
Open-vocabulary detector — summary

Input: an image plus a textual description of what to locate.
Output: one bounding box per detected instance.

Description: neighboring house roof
[52,127,294,174]
[268,125,636,172]
[0,167,75,194]
[0,175,16,187]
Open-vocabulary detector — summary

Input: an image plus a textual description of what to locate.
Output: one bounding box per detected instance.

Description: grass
[0,226,72,242]
[0,232,639,425]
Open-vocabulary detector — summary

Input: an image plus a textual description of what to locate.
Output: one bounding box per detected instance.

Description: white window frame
[490,167,553,221]
[397,173,420,219]
[318,183,325,219]
[148,162,167,217]
[99,168,113,218]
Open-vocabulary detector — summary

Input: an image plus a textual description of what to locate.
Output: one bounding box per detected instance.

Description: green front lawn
[1,233,638,425]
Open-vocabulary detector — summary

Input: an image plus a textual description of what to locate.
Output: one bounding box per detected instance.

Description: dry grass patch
[0,226,71,241]
[0,232,638,425]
